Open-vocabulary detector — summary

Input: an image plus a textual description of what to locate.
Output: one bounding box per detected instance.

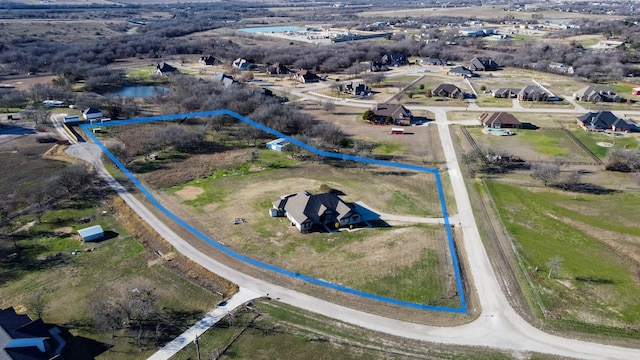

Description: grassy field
[0,135,222,359]
[164,158,456,306]
[475,96,513,108]
[486,181,640,332]
[171,300,527,360]
[466,127,595,162]
[565,124,639,159]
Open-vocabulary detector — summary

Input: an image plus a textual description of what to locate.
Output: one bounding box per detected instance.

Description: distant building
[82,108,102,121]
[290,69,320,83]
[153,62,178,76]
[469,57,500,71]
[573,85,621,103]
[432,83,462,98]
[232,58,250,71]
[517,85,549,101]
[199,55,216,66]
[448,66,475,78]
[371,103,413,125]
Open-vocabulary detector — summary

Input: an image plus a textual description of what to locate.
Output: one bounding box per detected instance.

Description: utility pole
[194,335,201,360]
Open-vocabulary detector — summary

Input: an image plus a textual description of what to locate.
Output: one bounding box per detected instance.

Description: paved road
[57,106,640,360]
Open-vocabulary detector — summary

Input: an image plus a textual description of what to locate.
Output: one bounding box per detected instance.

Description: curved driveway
[59,97,640,359]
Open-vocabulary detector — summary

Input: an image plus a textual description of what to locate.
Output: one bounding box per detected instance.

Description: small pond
[103,85,169,98]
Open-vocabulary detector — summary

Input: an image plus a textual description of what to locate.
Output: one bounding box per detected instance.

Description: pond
[103,85,169,98]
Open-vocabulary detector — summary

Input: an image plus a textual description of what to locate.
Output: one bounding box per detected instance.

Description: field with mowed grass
[565,124,640,159]
[0,135,223,359]
[161,155,458,307]
[485,181,640,335]
[465,126,596,163]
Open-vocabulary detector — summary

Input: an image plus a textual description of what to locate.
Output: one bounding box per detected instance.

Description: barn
[77,225,104,242]
[266,138,290,152]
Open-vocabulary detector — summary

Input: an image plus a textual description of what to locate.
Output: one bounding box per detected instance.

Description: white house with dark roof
[270,191,361,233]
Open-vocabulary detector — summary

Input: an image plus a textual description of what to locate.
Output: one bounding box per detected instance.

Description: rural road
[57,104,640,359]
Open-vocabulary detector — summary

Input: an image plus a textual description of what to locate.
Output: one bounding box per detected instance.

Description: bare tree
[321,101,336,112]
[531,163,561,186]
[547,256,563,279]
[29,289,48,319]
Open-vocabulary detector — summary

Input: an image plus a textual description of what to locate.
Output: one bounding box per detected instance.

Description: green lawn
[565,124,639,159]
[515,129,569,156]
[610,83,633,94]
[476,96,513,108]
[487,181,640,329]
[0,199,218,360]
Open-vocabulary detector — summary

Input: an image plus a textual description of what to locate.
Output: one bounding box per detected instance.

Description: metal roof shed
[78,225,104,242]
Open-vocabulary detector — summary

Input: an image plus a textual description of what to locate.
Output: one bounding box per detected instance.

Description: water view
[103,85,169,98]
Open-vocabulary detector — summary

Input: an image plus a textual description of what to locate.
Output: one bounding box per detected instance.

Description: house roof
[421,57,446,65]
[469,57,500,71]
[280,192,353,225]
[83,107,101,115]
[0,308,54,360]
[479,112,521,126]
[493,88,519,96]
[518,85,547,98]
[449,66,474,76]
[576,111,638,130]
[77,225,103,239]
[574,85,615,97]
[156,62,177,73]
[372,103,411,119]
[433,83,461,95]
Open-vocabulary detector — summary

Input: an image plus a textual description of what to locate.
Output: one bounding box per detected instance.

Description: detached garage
[78,225,104,242]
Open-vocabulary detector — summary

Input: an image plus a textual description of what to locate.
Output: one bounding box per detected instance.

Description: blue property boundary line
[81,110,467,313]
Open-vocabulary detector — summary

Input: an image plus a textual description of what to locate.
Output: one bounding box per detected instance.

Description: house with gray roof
[371,103,413,125]
[448,66,475,78]
[152,62,178,76]
[1,307,65,359]
[493,88,519,98]
[517,85,549,101]
[469,57,500,71]
[432,83,462,98]
[270,191,361,233]
[577,111,639,132]
[573,85,622,103]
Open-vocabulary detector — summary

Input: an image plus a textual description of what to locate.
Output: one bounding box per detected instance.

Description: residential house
[371,103,413,125]
[420,57,447,66]
[337,82,371,97]
[266,63,290,76]
[493,88,519,98]
[1,307,65,360]
[291,69,320,83]
[576,111,639,132]
[448,66,475,78]
[380,53,409,67]
[370,60,388,72]
[199,55,216,66]
[82,107,102,121]
[212,72,236,87]
[573,85,622,103]
[517,85,549,101]
[432,83,462,98]
[153,62,178,76]
[478,112,522,128]
[548,62,574,75]
[469,57,500,71]
[232,58,250,71]
[270,191,361,233]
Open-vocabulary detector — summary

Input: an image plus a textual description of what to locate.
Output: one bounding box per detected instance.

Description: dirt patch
[175,186,204,201]
[53,226,73,235]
